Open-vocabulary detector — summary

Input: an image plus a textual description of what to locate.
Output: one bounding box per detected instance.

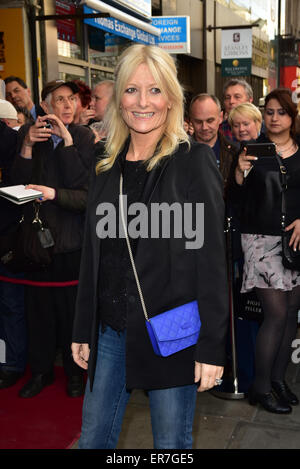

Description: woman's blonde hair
[228,102,262,132]
[96,44,189,174]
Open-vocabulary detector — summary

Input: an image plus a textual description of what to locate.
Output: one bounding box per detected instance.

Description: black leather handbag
[275,154,300,271]
[0,202,55,273]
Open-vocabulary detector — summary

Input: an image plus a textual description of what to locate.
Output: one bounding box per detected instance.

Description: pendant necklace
[276,140,296,157]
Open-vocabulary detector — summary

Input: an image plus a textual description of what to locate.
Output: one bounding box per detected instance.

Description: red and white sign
[56,0,76,44]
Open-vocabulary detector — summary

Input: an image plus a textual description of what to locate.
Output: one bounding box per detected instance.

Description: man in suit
[5,76,37,121]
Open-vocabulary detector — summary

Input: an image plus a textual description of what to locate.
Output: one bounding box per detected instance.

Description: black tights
[253,286,300,393]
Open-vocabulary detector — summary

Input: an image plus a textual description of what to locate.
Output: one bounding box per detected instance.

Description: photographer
[12,80,95,398]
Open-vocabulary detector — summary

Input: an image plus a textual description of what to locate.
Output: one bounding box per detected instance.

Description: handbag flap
[149,300,201,341]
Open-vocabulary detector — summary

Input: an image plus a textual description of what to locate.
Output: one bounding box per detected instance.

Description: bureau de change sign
[151,16,190,54]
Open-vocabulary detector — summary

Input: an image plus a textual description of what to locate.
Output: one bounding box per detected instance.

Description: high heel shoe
[271,380,299,406]
[248,388,292,414]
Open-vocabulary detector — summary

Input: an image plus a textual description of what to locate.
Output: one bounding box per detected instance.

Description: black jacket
[228,134,300,236]
[219,132,239,184]
[0,122,21,235]
[72,141,229,390]
[12,123,95,253]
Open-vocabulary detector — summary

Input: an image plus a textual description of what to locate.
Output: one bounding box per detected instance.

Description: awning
[81,0,160,45]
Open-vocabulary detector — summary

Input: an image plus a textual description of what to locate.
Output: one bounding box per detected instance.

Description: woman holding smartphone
[229,88,300,414]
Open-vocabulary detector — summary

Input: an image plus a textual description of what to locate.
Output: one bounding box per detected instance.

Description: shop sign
[221,28,252,77]
[56,0,76,44]
[151,16,190,54]
[114,0,151,19]
[83,5,157,45]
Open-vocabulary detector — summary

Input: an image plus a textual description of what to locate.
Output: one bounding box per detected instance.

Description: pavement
[71,358,300,450]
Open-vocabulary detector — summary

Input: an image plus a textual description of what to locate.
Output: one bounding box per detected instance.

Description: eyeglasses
[53,95,77,105]
[265,108,287,117]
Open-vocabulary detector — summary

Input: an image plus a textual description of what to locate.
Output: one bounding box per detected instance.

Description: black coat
[0,122,21,235]
[72,140,229,390]
[227,133,300,236]
[12,123,95,254]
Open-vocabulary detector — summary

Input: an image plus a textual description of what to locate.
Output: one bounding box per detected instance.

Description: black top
[98,160,149,331]
[229,141,300,235]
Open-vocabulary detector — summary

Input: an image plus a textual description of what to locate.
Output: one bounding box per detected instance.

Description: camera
[43,120,51,129]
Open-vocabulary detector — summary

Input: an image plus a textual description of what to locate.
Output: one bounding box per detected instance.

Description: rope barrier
[0,275,79,287]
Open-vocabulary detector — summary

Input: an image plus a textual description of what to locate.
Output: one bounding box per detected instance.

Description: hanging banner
[221,28,252,77]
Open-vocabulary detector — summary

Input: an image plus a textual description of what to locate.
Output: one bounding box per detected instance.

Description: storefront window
[58,39,83,60]
[91,69,114,88]
[58,70,85,82]
[88,27,132,70]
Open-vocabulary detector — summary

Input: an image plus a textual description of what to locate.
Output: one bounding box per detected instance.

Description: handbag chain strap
[274,153,288,232]
[119,173,149,322]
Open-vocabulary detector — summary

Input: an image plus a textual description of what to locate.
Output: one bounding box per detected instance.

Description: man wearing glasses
[12,80,95,399]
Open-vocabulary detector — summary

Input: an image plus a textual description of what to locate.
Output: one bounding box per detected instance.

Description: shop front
[49,0,160,89]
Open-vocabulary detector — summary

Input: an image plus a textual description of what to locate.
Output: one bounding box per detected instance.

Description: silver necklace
[276,140,296,157]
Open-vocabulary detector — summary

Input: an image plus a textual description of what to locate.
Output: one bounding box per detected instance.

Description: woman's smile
[120,63,170,137]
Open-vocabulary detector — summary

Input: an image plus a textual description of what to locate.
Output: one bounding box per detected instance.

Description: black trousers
[24,251,83,377]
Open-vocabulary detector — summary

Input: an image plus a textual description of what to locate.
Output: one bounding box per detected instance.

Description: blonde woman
[228,102,262,143]
[71,44,228,449]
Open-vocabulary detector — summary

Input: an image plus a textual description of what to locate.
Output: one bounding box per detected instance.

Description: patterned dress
[241,234,300,292]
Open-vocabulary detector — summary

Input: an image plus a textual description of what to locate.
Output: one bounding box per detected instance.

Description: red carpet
[0,367,84,449]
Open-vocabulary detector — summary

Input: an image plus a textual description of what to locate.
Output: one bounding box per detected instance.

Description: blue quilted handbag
[120,174,201,357]
[145,301,201,357]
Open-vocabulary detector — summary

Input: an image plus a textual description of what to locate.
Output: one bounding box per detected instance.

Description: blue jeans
[79,326,197,449]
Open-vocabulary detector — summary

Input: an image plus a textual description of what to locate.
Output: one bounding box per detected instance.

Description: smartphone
[43,120,51,129]
[245,142,277,157]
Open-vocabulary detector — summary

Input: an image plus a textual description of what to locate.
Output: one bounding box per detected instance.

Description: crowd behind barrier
[0,50,300,449]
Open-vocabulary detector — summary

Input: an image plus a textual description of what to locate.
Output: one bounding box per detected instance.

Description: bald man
[189,93,238,183]
[90,80,114,122]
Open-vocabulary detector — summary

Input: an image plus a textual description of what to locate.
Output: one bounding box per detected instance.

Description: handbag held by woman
[275,154,300,271]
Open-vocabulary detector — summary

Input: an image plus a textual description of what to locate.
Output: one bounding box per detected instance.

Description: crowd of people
[1,43,300,449]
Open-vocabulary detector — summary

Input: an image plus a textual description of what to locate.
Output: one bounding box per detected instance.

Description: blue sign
[151,16,190,54]
[84,5,157,45]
